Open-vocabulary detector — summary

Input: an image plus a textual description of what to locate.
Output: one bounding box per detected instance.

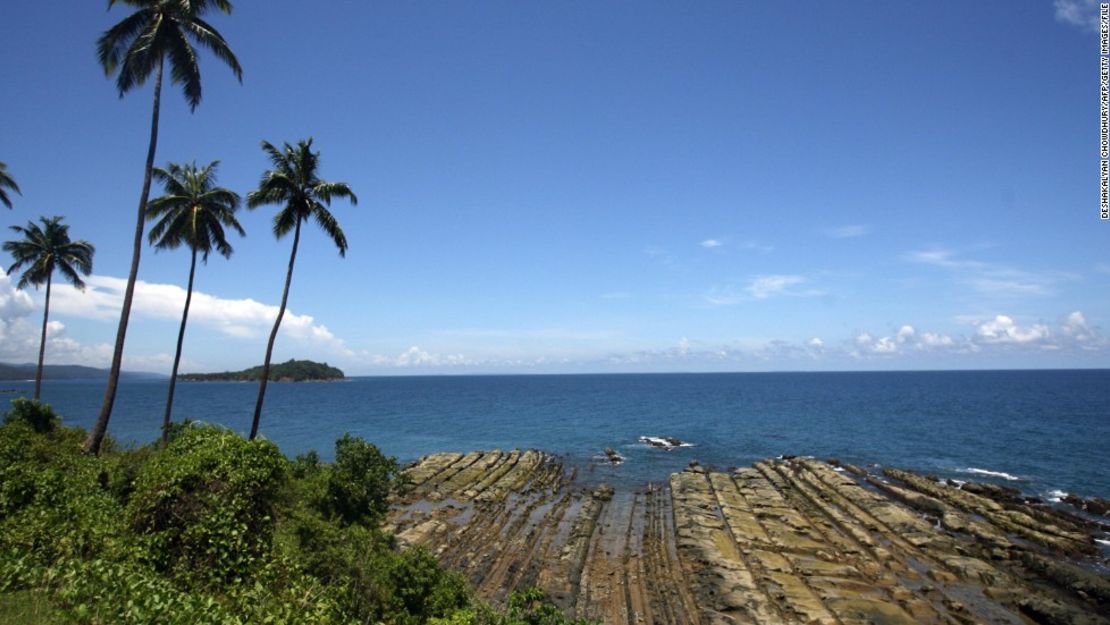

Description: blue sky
[1,1,1107,374]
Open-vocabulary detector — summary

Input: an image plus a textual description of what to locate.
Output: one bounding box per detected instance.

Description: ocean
[3,370,1108,499]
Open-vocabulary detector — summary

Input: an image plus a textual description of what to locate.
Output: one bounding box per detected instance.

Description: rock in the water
[639,435,688,450]
[1063,494,1110,516]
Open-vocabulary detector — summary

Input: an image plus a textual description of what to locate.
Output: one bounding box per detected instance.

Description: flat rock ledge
[386,451,1110,625]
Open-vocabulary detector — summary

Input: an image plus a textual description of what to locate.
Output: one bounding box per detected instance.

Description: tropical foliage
[0,414,591,625]
[2,217,95,400]
[181,358,345,382]
[88,0,243,455]
[147,160,244,446]
[0,162,20,209]
[245,139,357,439]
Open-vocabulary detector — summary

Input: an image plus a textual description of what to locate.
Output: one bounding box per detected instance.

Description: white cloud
[50,274,348,349]
[746,274,807,299]
[896,325,916,343]
[807,337,824,349]
[824,224,872,239]
[919,332,955,348]
[974,315,1050,344]
[904,248,1073,297]
[388,346,472,368]
[700,239,723,248]
[1055,0,1099,30]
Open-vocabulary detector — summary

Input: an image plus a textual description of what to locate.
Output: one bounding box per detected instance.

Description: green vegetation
[87,0,244,456]
[3,217,95,400]
[0,401,592,625]
[147,160,245,447]
[245,139,358,440]
[181,359,345,382]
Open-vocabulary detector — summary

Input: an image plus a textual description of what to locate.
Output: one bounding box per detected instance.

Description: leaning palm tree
[147,160,243,447]
[3,217,95,400]
[88,0,243,455]
[0,162,21,209]
[246,139,357,440]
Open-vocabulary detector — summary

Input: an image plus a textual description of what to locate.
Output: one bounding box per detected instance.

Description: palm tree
[147,160,243,447]
[3,217,95,400]
[0,162,21,209]
[88,0,242,455]
[246,139,357,440]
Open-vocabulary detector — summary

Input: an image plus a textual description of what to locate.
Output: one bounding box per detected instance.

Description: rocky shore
[387,451,1110,625]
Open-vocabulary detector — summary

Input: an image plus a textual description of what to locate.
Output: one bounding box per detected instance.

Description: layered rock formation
[387,451,1110,625]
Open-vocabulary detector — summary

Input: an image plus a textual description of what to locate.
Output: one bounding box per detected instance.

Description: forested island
[181,359,345,382]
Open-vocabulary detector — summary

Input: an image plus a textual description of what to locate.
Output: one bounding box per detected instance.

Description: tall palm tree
[147,160,243,447]
[3,217,95,400]
[88,0,242,455]
[0,162,21,209]
[246,139,357,440]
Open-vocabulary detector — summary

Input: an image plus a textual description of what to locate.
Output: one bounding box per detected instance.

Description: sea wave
[959,467,1023,481]
[638,436,695,450]
[1047,489,1068,503]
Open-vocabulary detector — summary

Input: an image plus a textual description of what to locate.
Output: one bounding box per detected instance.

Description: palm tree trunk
[250,219,301,440]
[33,272,52,401]
[161,247,196,448]
[86,56,163,455]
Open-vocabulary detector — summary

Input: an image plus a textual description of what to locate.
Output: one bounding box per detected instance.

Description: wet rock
[388,452,1110,625]
[1063,494,1110,517]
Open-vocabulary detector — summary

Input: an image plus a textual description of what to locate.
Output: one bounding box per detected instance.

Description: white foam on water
[1047,489,1068,503]
[960,467,1022,481]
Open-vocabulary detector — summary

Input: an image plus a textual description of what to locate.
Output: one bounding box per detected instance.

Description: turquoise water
[4,370,1108,498]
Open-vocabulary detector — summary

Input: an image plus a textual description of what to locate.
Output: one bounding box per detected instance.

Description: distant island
[180,359,345,382]
[0,362,163,381]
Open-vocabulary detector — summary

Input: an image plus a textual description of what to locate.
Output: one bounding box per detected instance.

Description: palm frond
[311,205,348,256]
[314,181,358,206]
[165,24,202,110]
[186,17,242,82]
[96,8,152,75]
[114,14,163,96]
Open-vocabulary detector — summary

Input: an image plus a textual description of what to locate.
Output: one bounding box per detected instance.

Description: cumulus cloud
[50,274,347,349]
[1055,0,1099,30]
[824,224,872,239]
[0,271,185,369]
[700,239,723,248]
[807,337,824,350]
[974,315,1050,344]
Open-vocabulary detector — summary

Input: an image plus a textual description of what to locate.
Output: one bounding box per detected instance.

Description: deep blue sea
[3,370,1108,499]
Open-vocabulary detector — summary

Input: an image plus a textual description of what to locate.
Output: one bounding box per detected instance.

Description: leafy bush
[125,424,286,587]
[4,398,60,434]
[0,419,594,625]
[322,434,403,526]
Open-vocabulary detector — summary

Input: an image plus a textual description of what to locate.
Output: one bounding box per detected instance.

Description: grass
[0,590,63,624]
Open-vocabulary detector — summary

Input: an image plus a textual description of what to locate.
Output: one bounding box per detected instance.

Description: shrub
[4,398,59,434]
[322,434,403,526]
[125,424,286,587]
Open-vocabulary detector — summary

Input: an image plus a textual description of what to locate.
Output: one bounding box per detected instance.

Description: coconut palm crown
[245,139,357,439]
[3,216,95,400]
[148,160,244,259]
[97,0,242,111]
